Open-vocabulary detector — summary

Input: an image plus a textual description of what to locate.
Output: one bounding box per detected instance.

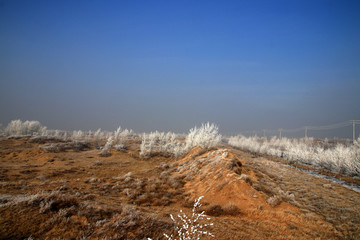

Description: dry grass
[266,195,282,208]
[205,203,242,217]
[0,137,358,239]
[0,190,174,239]
[40,141,90,153]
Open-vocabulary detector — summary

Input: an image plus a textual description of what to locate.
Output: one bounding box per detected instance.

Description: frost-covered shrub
[93,128,105,142]
[71,130,85,141]
[99,136,113,157]
[164,196,214,240]
[229,135,360,176]
[114,126,134,145]
[140,123,222,159]
[4,120,47,137]
[185,122,222,150]
[140,131,184,158]
[0,123,4,137]
[148,196,214,240]
[70,129,104,142]
[42,129,69,141]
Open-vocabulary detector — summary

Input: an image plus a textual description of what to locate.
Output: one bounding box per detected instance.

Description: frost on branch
[140,123,222,159]
[185,122,222,150]
[140,131,184,159]
[4,120,47,137]
[163,196,214,240]
[228,135,360,176]
[99,136,113,157]
[113,126,133,148]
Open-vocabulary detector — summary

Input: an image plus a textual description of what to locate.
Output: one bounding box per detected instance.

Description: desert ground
[0,137,359,239]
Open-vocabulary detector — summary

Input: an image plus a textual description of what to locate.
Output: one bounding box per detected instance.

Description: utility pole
[279,129,282,139]
[353,120,356,145]
[263,130,266,138]
[305,127,308,139]
[353,120,356,153]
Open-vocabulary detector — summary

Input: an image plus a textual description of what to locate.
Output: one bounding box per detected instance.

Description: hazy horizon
[1,0,360,137]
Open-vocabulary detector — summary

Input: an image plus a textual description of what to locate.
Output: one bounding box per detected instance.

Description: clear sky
[1,0,360,136]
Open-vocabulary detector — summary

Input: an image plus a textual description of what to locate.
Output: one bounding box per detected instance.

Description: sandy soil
[0,137,359,239]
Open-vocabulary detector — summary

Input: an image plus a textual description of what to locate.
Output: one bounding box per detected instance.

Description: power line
[307,121,352,130]
[239,120,359,138]
[282,127,304,133]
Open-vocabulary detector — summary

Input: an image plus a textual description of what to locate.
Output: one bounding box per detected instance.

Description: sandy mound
[176,147,299,214]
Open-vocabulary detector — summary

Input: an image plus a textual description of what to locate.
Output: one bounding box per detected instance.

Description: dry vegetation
[0,136,360,239]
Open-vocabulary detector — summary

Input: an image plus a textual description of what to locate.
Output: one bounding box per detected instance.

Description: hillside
[0,137,359,239]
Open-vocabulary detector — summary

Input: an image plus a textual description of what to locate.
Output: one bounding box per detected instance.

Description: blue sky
[1,0,360,136]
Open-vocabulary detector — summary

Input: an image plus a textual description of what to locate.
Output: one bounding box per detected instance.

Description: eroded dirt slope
[229,148,360,239]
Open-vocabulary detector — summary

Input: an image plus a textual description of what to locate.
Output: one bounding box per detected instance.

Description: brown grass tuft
[205,204,224,216]
[223,203,242,216]
[267,195,281,207]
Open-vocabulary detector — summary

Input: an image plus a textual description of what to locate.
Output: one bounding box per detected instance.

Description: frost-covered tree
[140,123,222,159]
[71,130,85,141]
[0,123,4,137]
[94,128,104,140]
[4,120,47,136]
[99,136,113,156]
[140,131,181,158]
[113,126,134,148]
[185,122,222,150]
[229,135,360,176]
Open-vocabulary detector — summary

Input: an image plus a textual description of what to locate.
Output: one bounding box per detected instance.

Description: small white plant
[114,126,133,145]
[99,136,113,156]
[0,123,4,137]
[93,128,104,141]
[163,196,214,240]
[72,130,84,141]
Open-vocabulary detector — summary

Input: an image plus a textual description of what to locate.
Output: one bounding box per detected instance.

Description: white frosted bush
[4,120,47,137]
[71,130,84,141]
[148,196,214,240]
[229,135,360,176]
[113,126,134,148]
[164,196,214,240]
[52,129,67,140]
[140,131,184,158]
[99,136,113,156]
[69,130,98,142]
[185,122,222,150]
[140,123,222,159]
[93,128,105,141]
[0,123,4,137]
